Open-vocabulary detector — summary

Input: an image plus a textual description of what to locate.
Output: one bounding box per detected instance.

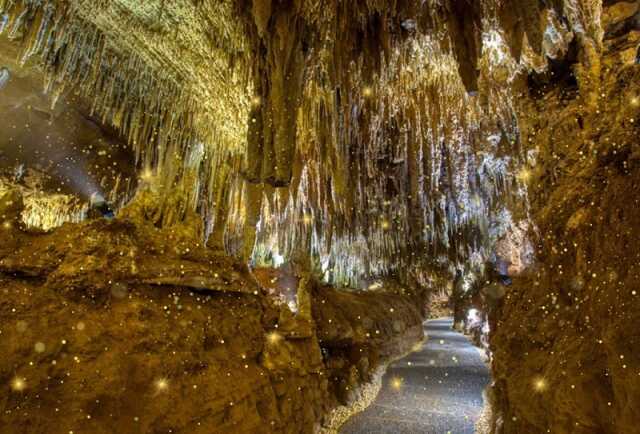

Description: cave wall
[0,188,426,434]
[0,0,611,292]
[489,3,640,433]
[0,36,137,198]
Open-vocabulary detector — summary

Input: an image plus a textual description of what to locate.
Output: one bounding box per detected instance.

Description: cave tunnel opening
[0,43,138,228]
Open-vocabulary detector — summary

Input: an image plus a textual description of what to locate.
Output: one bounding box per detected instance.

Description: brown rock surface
[489,4,640,433]
[0,210,426,433]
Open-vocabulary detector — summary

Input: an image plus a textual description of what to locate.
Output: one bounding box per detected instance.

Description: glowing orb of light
[390,376,403,391]
[533,376,547,392]
[154,378,169,393]
[362,86,373,98]
[631,97,639,107]
[140,168,154,182]
[10,377,26,392]
[251,96,262,107]
[516,167,532,183]
[266,331,282,345]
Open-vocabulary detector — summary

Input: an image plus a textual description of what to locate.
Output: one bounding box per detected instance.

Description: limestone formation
[1,0,638,433]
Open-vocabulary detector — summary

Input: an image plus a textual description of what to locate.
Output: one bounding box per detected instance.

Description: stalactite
[239,0,307,188]
[1,0,251,234]
[0,178,87,231]
[242,19,529,286]
[1,0,605,287]
[242,181,263,262]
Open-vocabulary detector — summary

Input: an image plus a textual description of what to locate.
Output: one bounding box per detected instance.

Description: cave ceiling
[0,0,605,286]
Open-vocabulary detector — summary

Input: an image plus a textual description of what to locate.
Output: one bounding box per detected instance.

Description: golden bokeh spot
[154,378,169,393]
[140,168,154,182]
[11,377,26,392]
[251,96,262,107]
[390,376,403,391]
[266,331,282,345]
[533,376,547,392]
[516,167,532,183]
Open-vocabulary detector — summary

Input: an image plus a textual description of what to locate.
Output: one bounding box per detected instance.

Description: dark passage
[340,318,490,434]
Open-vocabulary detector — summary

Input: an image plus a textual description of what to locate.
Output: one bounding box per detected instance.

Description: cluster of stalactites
[1,0,605,287]
[236,0,603,156]
[0,177,87,231]
[225,0,603,286]
[2,1,195,165]
[227,34,519,286]
[1,0,250,230]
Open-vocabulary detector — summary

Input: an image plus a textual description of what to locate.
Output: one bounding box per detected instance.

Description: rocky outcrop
[311,284,425,404]
[489,3,640,433]
[0,194,426,433]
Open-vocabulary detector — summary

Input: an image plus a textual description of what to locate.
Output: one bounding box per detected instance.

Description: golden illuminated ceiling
[0,0,605,285]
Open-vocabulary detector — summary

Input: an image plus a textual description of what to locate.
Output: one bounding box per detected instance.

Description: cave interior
[1,1,639,433]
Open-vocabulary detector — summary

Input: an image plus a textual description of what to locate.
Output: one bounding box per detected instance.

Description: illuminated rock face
[488,3,640,433]
[0,41,137,223]
[0,210,425,433]
[0,0,603,283]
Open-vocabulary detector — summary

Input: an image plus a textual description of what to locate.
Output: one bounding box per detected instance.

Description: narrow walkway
[340,318,490,434]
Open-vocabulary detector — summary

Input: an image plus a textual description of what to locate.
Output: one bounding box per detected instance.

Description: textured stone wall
[0,190,426,433]
[489,3,640,433]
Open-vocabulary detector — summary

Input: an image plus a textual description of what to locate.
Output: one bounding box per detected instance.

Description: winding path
[340,318,490,434]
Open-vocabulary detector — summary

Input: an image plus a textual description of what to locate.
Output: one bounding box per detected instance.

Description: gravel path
[340,318,490,434]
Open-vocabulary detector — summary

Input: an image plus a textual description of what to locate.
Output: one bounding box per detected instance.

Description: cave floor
[340,318,490,434]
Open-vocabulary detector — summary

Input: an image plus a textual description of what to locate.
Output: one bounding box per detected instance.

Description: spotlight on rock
[0,67,9,90]
[89,193,115,219]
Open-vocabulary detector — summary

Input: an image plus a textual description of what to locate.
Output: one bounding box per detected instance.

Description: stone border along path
[339,317,490,434]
